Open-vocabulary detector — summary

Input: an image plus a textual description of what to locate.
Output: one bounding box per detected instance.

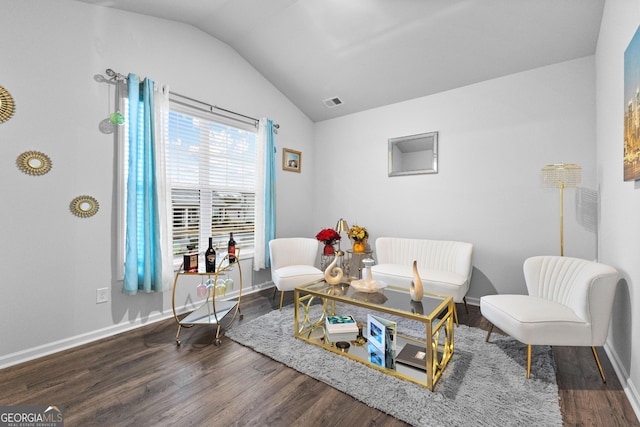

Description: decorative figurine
[324,253,343,285]
[410,260,424,301]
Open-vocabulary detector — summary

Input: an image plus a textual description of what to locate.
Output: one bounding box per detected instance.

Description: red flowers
[315,228,341,243]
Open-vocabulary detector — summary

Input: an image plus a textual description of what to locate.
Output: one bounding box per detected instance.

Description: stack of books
[325,315,359,343]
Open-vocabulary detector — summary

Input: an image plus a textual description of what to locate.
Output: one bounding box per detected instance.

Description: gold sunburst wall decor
[16,151,53,176]
[0,85,16,123]
[70,195,100,218]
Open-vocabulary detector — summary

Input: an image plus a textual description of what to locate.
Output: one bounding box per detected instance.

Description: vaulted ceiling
[75,0,605,122]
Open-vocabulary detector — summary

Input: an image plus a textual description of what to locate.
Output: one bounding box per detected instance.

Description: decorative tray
[349,279,387,293]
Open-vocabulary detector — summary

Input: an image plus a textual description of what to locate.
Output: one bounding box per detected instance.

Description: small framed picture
[283,148,301,172]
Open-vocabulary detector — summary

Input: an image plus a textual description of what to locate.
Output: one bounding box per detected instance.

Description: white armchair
[480,256,618,381]
[269,238,324,310]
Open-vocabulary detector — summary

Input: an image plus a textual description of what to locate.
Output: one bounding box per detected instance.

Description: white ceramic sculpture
[410,260,424,301]
[324,253,343,285]
[350,258,387,292]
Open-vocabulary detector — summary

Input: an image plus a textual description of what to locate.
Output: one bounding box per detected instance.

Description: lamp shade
[541,163,581,189]
[335,218,349,233]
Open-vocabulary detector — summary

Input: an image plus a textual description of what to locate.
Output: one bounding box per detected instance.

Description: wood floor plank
[0,288,637,426]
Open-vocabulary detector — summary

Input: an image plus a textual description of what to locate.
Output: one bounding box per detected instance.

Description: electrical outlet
[96,288,108,304]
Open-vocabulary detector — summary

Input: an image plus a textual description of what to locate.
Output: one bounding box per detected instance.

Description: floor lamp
[541,163,582,256]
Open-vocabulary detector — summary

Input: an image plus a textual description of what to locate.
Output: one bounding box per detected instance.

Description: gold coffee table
[293,280,454,390]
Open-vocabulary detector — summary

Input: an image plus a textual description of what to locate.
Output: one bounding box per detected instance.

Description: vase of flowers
[316,228,341,255]
[347,225,369,253]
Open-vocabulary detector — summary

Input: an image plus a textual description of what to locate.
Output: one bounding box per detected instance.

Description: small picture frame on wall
[283,148,301,172]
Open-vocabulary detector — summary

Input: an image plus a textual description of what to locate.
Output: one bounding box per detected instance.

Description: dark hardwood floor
[0,288,637,426]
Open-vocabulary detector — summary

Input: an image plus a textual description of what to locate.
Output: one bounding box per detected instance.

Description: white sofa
[371,237,473,322]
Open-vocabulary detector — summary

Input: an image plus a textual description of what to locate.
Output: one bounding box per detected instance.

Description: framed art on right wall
[624,25,640,181]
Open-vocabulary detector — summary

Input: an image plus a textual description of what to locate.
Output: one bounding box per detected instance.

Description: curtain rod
[104,68,280,129]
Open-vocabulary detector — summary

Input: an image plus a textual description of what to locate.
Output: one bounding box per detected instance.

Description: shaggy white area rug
[226,304,562,427]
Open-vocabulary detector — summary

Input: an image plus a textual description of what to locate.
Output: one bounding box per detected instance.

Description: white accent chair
[269,237,324,310]
[370,237,473,324]
[480,256,618,381]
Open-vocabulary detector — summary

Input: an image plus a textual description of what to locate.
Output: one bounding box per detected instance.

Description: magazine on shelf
[367,314,396,369]
[325,315,359,334]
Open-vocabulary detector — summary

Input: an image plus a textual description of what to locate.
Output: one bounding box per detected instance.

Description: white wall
[314,56,597,300]
[595,0,640,415]
[3,4,636,415]
[0,0,315,365]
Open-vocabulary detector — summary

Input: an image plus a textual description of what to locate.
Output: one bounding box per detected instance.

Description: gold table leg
[294,291,325,336]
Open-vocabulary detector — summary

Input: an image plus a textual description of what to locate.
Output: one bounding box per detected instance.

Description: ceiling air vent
[323,97,344,108]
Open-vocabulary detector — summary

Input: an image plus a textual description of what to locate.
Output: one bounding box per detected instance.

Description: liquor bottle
[205,237,216,273]
[184,244,198,273]
[228,232,236,263]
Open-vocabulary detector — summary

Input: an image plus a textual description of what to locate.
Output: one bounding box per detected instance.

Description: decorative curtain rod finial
[105,68,126,82]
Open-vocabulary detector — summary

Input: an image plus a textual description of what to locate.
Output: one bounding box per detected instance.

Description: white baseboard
[0,312,170,370]
[604,342,640,421]
[0,282,273,370]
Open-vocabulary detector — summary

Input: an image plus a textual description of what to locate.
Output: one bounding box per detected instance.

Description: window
[117,87,258,279]
[166,103,257,261]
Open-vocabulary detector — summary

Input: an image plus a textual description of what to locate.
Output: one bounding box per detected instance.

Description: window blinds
[167,103,257,256]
